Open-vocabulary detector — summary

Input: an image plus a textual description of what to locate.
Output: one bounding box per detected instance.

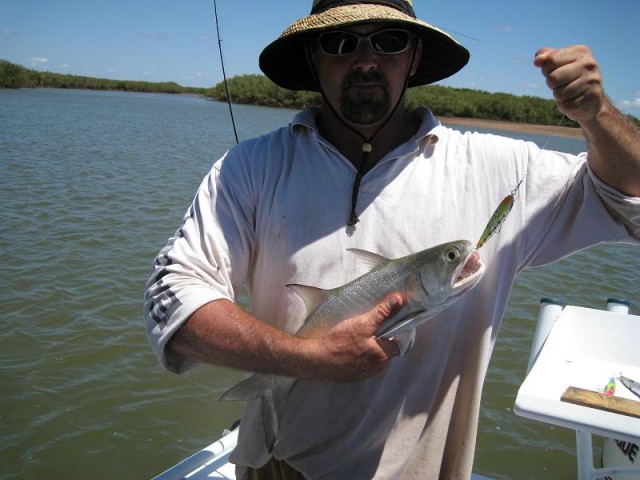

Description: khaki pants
[243,457,306,480]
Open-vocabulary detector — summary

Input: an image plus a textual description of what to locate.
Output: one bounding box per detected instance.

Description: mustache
[342,71,389,89]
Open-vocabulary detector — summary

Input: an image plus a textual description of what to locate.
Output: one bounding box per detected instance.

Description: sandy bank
[439,117,584,139]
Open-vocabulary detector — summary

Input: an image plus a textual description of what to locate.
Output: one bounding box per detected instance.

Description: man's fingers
[533,47,553,68]
[534,45,604,122]
[371,294,405,358]
[374,294,404,325]
[376,336,401,358]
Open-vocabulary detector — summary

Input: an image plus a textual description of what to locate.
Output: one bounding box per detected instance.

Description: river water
[1,88,638,479]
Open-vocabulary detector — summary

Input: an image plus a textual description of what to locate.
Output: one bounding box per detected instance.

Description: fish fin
[374,302,411,337]
[223,376,295,452]
[219,374,275,401]
[347,248,389,271]
[376,310,426,338]
[287,284,329,313]
[262,389,278,452]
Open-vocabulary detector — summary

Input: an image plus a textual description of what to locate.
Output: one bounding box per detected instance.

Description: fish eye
[445,248,460,262]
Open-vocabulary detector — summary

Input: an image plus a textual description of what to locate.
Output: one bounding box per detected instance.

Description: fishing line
[213,0,239,144]
[432,24,571,249]
[437,25,531,66]
[475,113,567,249]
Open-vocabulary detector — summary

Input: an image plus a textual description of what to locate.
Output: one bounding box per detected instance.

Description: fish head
[413,240,486,311]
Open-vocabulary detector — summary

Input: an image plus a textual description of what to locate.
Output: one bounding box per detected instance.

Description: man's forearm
[166,296,403,382]
[534,46,640,197]
[167,299,313,378]
[581,99,640,197]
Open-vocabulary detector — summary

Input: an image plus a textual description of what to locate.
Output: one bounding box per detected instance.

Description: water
[1,89,637,479]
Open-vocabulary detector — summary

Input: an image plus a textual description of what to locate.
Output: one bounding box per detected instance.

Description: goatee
[340,71,391,126]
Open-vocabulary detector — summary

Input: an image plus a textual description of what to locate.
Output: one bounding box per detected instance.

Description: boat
[515,298,640,480]
[154,299,640,480]
[153,425,238,480]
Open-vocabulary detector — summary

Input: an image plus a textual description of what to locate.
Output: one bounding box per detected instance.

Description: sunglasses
[317,28,415,56]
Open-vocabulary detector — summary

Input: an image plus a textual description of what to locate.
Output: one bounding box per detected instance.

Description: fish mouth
[452,249,485,291]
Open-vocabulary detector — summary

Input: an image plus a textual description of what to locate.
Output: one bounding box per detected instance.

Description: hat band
[311,0,416,18]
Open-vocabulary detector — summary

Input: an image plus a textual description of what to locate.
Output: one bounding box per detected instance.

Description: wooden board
[561,387,640,419]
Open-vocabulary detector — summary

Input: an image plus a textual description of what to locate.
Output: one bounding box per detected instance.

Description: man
[145,1,640,478]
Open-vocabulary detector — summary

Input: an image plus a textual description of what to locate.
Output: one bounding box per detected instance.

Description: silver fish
[221,239,485,403]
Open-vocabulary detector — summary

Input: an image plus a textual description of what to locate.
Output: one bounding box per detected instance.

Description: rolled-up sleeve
[144,148,255,374]
[588,163,640,238]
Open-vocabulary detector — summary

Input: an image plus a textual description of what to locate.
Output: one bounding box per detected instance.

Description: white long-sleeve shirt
[144,108,640,479]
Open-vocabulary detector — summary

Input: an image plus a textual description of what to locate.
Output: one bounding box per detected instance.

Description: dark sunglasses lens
[371,30,411,53]
[319,29,411,55]
[319,31,359,55]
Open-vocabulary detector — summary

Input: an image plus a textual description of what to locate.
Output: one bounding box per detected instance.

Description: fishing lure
[476,180,523,249]
[475,115,567,250]
[619,374,640,400]
[604,375,616,396]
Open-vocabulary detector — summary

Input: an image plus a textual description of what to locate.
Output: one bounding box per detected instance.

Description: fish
[220,239,485,403]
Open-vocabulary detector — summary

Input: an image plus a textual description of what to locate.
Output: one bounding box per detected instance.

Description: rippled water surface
[1,89,638,479]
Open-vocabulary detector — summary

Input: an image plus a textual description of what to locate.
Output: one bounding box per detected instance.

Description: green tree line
[0,59,205,94]
[3,59,638,127]
[207,74,640,128]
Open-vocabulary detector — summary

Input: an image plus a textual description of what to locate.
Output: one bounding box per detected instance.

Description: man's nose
[352,39,379,70]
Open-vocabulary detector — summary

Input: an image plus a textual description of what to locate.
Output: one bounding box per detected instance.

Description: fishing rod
[213,0,239,144]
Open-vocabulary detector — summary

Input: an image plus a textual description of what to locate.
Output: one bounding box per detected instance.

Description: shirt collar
[290,107,440,146]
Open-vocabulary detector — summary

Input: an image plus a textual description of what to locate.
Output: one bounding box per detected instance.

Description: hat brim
[259,4,469,92]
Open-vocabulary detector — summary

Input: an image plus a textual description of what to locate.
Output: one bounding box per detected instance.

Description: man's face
[311,24,421,127]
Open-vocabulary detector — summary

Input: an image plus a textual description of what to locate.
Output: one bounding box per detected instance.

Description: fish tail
[221,375,292,452]
[262,389,279,452]
[219,374,274,401]
[219,373,297,402]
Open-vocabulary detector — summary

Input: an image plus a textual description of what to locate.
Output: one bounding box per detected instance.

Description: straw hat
[259,0,470,92]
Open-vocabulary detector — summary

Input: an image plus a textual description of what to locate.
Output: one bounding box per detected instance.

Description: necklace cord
[305,40,419,226]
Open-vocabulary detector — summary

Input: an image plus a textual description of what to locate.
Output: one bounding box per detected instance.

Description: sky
[1,0,639,115]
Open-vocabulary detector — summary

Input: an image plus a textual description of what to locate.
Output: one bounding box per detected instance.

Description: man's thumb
[374,294,407,330]
[534,47,554,68]
[387,294,402,311]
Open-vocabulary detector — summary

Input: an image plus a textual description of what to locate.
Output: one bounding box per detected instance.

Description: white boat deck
[515,304,640,441]
[515,300,640,480]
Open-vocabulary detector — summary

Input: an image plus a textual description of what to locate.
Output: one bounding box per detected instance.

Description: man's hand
[304,294,405,383]
[534,45,640,197]
[169,294,406,382]
[534,45,605,124]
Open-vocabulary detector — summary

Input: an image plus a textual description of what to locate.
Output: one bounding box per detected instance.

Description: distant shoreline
[439,116,584,139]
